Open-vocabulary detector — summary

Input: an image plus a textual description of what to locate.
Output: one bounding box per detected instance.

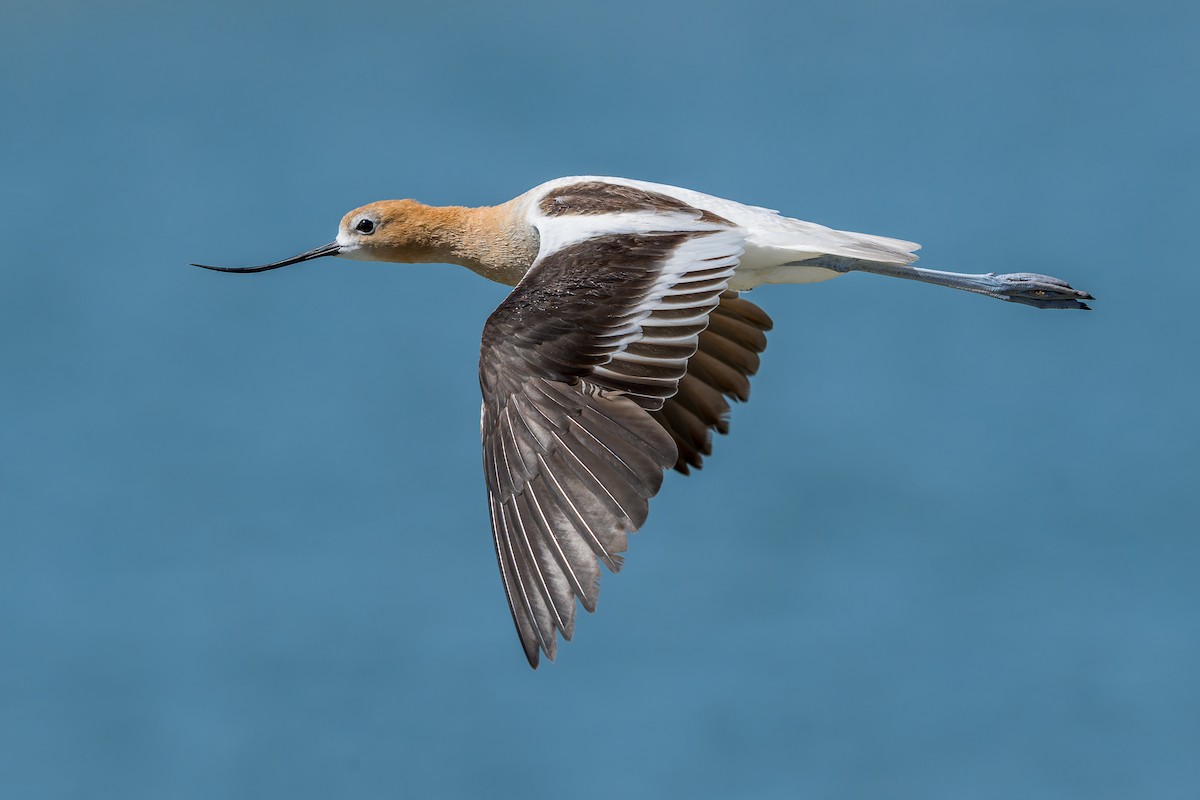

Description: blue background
[2,1,1197,797]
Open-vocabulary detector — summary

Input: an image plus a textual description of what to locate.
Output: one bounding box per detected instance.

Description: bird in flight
[194,176,1092,667]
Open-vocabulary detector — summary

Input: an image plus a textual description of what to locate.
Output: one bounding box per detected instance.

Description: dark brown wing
[479,219,745,667]
[651,292,774,474]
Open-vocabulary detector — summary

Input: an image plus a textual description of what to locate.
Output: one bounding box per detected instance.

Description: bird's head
[336,199,454,264]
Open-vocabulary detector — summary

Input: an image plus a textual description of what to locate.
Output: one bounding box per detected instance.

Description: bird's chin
[333,235,376,262]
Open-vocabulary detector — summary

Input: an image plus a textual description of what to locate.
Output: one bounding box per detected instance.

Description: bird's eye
[356,218,376,234]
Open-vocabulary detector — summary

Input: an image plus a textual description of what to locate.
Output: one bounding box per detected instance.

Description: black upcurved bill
[191,241,342,273]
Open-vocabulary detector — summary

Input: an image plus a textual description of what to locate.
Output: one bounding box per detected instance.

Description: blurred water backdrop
[2,1,1198,798]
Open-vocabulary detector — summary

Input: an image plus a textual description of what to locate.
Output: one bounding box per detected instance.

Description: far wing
[652,291,774,474]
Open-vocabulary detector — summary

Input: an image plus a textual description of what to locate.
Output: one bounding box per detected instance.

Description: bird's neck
[406,202,539,287]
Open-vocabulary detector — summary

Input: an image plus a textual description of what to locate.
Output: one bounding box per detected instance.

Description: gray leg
[801,256,1093,310]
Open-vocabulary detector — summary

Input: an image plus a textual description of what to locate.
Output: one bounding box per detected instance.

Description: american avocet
[194,176,1092,667]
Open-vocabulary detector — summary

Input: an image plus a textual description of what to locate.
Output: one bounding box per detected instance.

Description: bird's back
[518,176,921,289]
